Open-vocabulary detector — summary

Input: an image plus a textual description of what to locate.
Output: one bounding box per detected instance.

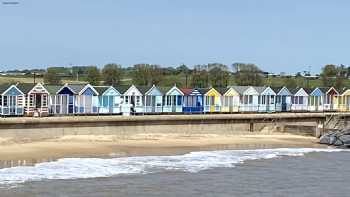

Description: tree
[86,66,100,85]
[284,77,297,89]
[320,64,346,88]
[232,63,263,86]
[208,64,230,87]
[102,64,123,86]
[131,64,163,86]
[176,64,191,87]
[43,67,62,84]
[190,65,209,88]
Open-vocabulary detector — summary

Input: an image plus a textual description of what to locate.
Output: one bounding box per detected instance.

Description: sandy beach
[0,133,325,167]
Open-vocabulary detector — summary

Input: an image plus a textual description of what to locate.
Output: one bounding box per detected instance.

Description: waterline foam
[0,148,346,185]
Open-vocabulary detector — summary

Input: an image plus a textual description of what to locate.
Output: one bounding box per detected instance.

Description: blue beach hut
[46,84,76,115]
[95,86,122,114]
[307,87,325,112]
[143,85,163,113]
[181,88,203,113]
[0,84,25,116]
[162,85,184,113]
[272,87,292,112]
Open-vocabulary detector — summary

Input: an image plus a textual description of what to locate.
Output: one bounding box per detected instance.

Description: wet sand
[0,133,325,166]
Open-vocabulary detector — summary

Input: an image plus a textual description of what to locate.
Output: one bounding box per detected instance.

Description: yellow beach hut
[336,88,350,112]
[219,87,240,113]
[203,87,222,112]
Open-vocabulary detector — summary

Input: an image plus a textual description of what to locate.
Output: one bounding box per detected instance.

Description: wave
[0,148,346,185]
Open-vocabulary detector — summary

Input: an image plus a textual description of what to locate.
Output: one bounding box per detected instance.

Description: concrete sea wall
[1,113,346,141]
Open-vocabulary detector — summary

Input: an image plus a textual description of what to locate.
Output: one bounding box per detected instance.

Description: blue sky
[0,0,349,73]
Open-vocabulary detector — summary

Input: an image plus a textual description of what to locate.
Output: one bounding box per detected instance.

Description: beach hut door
[282,96,287,111]
[9,96,16,115]
[62,95,68,114]
[172,96,176,112]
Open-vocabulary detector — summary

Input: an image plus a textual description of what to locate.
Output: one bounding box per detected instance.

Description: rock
[319,129,350,147]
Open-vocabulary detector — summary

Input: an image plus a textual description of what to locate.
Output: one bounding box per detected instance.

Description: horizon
[1,0,350,73]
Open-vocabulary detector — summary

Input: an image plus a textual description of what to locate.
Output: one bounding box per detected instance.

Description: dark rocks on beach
[319,128,350,147]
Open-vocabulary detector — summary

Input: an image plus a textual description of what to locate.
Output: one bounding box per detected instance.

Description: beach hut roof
[230,86,249,95]
[135,86,152,94]
[216,87,231,95]
[16,83,36,94]
[339,87,349,95]
[113,85,131,94]
[44,85,62,94]
[179,88,193,95]
[66,83,87,94]
[0,84,12,94]
[198,88,210,95]
[253,86,268,94]
[94,86,110,95]
[302,88,314,94]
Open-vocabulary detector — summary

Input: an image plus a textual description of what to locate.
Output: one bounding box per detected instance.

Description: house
[181,88,204,113]
[203,87,222,113]
[123,85,144,113]
[272,87,292,112]
[219,87,240,113]
[257,86,276,112]
[306,88,324,112]
[95,86,122,114]
[232,86,259,112]
[162,85,184,113]
[143,85,163,113]
[0,84,25,116]
[17,83,50,116]
[322,87,338,111]
[291,87,309,111]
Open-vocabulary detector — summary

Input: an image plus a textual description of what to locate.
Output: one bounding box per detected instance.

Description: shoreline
[0,133,325,168]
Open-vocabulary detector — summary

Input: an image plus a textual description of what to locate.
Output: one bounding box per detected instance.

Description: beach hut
[203,87,222,113]
[181,88,204,113]
[232,86,259,112]
[322,87,339,111]
[143,85,163,113]
[162,85,184,113]
[69,84,99,114]
[273,87,292,112]
[291,88,309,111]
[123,85,144,113]
[306,88,324,112]
[219,87,240,113]
[336,88,350,112]
[0,84,25,116]
[95,86,122,114]
[46,84,76,115]
[257,86,276,113]
[17,83,50,116]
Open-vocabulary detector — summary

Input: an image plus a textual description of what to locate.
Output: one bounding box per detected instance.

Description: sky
[0,0,349,73]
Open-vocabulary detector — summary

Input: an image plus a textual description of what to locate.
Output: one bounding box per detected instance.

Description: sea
[0,148,349,197]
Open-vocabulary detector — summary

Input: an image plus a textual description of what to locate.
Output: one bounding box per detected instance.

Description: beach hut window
[29,95,34,106]
[3,96,8,106]
[276,96,281,104]
[0,96,2,105]
[248,95,253,104]
[177,96,182,105]
[261,96,266,104]
[136,96,141,105]
[42,95,48,107]
[270,96,275,104]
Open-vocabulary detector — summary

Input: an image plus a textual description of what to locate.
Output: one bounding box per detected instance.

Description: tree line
[43,63,350,89]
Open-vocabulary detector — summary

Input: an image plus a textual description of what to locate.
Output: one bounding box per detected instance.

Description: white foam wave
[0,148,346,185]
